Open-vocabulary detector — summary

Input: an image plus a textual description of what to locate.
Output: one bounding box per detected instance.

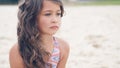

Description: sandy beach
[0,5,120,68]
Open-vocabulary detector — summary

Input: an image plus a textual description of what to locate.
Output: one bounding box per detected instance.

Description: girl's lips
[49,26,59,29]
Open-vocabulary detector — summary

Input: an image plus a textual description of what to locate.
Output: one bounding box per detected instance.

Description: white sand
[0,5,120,68]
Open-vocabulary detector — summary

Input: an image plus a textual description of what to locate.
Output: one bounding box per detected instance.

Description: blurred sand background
[0,5,120,68]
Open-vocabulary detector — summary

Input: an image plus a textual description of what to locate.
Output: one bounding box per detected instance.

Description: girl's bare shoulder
[56,37,70,55]
[9,43,24,68]
[55,37,70,68]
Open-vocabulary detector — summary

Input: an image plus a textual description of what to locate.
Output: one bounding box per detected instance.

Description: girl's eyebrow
[42,10,61,12]
[57,10,61,12]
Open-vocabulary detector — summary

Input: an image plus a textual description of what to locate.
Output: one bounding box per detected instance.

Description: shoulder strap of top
[45,37,60,68]
[53,37,59,47]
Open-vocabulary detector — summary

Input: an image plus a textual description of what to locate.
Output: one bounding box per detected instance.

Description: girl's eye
[57,13,61,17]
[44,13,51,16]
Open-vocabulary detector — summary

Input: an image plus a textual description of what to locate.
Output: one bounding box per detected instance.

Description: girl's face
[38,0,62,35]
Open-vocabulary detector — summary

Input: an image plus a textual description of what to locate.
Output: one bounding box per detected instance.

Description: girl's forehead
[42,0,61,7]
[42,0,60,11]
[43,0,60,5]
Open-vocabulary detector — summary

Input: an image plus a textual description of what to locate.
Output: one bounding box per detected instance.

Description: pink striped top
[45,37,60,68]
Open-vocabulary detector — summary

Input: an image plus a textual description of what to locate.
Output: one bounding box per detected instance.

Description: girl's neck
[40,34,54,46]
[40,34,55,56]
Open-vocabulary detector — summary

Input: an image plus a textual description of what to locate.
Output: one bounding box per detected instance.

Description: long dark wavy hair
[17,0,64,68]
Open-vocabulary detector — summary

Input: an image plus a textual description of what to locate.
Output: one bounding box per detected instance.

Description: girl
[9,0,69,68]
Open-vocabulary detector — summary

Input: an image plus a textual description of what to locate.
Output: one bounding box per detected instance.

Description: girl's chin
[42,31,57,36]
[48,32,57,35]
[39,29,58,35]
[48,30,58,35]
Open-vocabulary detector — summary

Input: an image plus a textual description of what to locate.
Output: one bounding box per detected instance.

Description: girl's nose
[51,16,60,23]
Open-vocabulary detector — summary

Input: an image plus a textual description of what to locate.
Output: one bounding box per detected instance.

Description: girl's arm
[57,38,70,68]
[9,44,24,68]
